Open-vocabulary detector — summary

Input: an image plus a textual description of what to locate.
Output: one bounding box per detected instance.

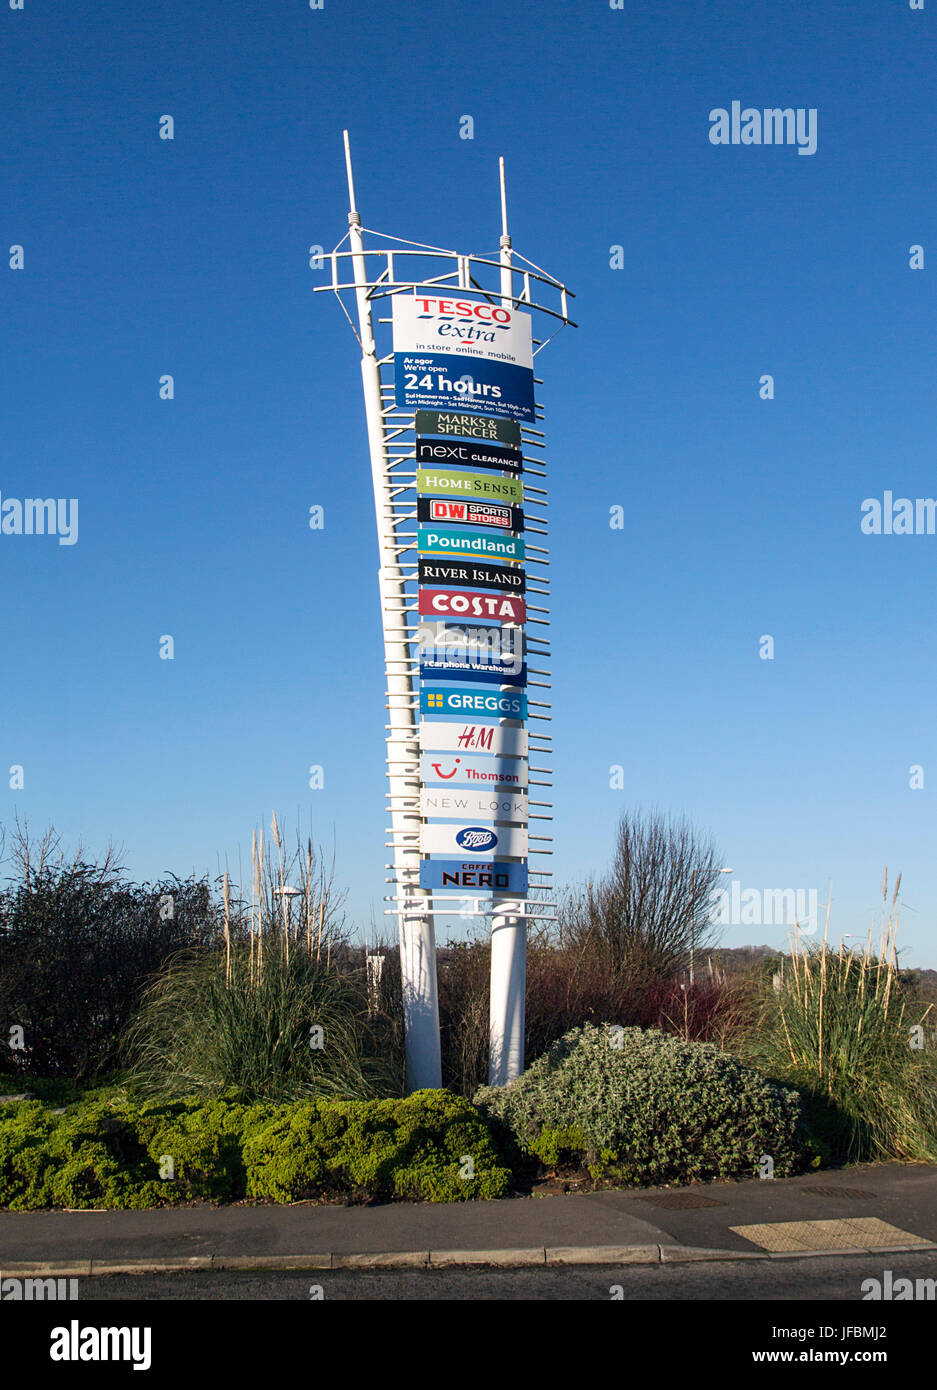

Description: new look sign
[420,789,529,822]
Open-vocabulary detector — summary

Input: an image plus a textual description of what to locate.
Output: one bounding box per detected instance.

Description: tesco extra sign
[393,294,533,372]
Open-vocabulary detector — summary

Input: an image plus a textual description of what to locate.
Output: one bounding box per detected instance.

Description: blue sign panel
[420,652,527,686]
[420,859,529,894]
[421,686,527,720]
[395,352,536,423]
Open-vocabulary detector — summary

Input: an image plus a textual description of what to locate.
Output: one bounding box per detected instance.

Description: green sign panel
[415,410,522,447]
[417,469,523,504]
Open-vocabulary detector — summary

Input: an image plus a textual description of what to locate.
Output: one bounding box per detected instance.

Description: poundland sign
[418,526,524,563]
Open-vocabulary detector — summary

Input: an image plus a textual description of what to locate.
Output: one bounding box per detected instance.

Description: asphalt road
[76,1249,937,1300]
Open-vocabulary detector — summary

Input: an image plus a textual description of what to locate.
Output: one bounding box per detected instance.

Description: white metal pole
[488,155,528,1088]
[343,132,441,1091]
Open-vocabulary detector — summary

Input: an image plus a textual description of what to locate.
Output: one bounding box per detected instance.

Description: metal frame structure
[315,133,575,1089]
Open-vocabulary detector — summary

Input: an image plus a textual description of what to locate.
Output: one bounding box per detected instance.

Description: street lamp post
[690,867,734,986]
[274,885,302,961]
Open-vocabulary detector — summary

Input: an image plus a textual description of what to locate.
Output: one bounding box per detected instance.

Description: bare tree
[3,813,122,891]
[558,810,723,985]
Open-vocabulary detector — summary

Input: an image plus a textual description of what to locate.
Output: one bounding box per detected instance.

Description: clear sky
[3,0,935,963]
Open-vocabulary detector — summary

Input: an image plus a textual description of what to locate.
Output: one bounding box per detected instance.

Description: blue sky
[2,0,935,963]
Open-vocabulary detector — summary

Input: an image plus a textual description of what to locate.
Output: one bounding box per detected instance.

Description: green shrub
[0,1102,60,1209]
[475,1023,808,1185]
[0,1100,161,1210]
[0,838,223,1078]
[243,1089,511,1202]
[133,1099,275,1202]
[0,1089,510,1209]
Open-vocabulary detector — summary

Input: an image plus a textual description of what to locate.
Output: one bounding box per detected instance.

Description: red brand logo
[455,727,495,751]
[430,501,467,522]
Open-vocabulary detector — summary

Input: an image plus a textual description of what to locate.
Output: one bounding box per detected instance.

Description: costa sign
[419,722,528,757]
[420,822,529,858]
[417,527,524,563]
[416,411,522,447]
[418,499,523,533]
[419,752,528,790]
[418,589,526,624]
[421,789,529,823]
[416,439,522,474]
[421,687,528,720]
[419,558,525,594]
[416,469,523,504]
[419,858,529,894]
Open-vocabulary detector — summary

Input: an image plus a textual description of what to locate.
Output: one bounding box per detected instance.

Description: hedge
[475,1023,814,1185]
[0,1090,512,1210]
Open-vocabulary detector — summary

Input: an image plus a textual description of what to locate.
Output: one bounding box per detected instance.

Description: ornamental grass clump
[743,873,937,1164]
[475,1021,808,1186]
[122,815,403,1103]
[122,944,395,1103]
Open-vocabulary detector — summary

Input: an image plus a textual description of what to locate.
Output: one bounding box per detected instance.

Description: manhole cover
[641,1192,724,1210]
[801,1186,877,1201]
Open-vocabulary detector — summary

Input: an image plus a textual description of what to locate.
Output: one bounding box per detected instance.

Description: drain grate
[640,1192,724,1210]
[801,1186,878,1201]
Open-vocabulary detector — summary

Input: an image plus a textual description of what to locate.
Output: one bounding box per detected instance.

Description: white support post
[488,913,527,1086]
[343,132,441,1091]
[488,155,528,1088]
